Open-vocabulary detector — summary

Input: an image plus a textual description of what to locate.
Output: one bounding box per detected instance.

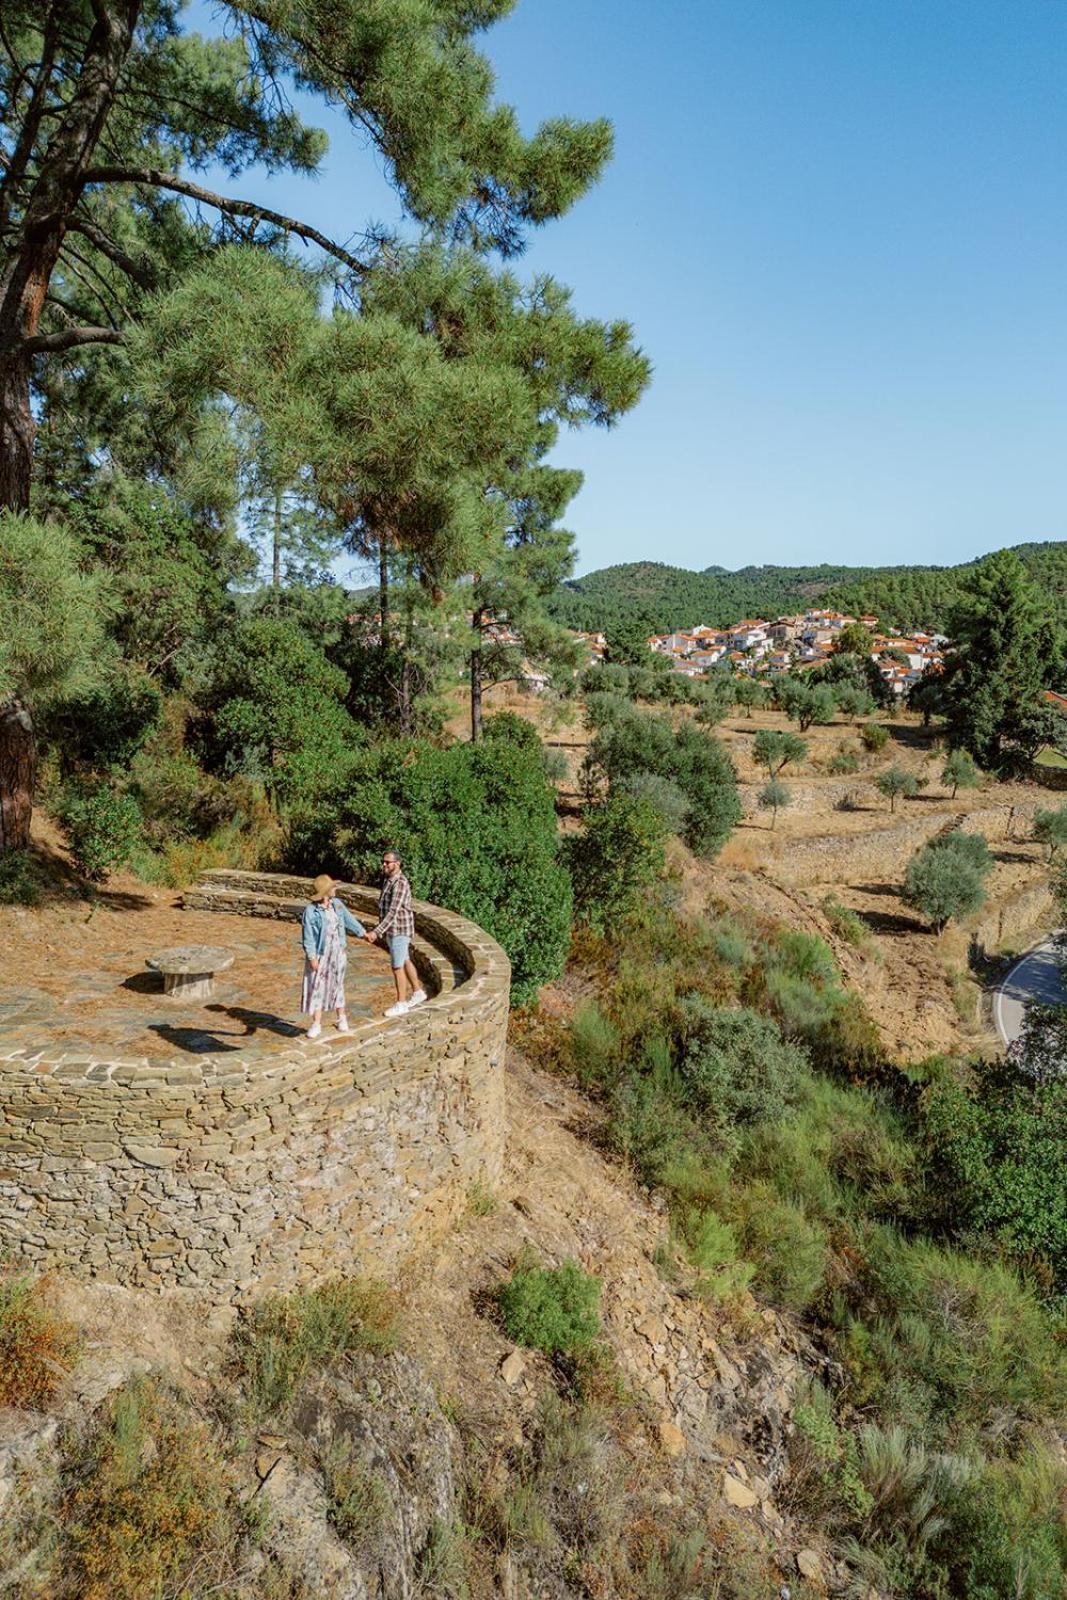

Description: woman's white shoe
[336,1014,350,1033]
[306,1021,322,1040]
[384,1001,409,1019]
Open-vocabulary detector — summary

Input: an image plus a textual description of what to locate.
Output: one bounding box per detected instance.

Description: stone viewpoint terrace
[0,871,510,1301]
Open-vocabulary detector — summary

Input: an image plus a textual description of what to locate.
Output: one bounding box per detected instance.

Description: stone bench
[146,944,234,1001]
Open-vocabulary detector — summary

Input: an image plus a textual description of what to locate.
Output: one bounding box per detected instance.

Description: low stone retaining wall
[773,801,1045,886]
[0,872,510,1301]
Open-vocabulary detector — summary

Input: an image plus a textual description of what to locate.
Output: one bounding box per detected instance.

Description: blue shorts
[388,934,410,969]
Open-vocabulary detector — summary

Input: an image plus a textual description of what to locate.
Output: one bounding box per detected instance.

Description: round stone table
[146,945,235,1002]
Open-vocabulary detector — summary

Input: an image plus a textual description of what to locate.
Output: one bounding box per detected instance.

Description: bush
[0,849,53,905]
[925,1059,1067,1289]
[0,1266,78,1407]
[231,1278,399,1418]
[674,999,805,1135]
[734,1184,829,1311]
[861,723,890,753]
[567,791,668,935]
[57,1377,242,1600]
[54,778,142,881]
[846,1228,1067,1436]
[827,741,861,775]
[927,827,991,875]
[481,711,542,752]
[675,1207,755,1302]
[902,842,986,932]
[823,896,871,947]
[615,771,690,834]
[587,707,741,858]
[291,737,571,1004]
[497,1256,601,1355]
[47,670,161,777]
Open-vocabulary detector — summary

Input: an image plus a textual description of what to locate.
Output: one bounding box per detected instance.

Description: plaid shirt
[373,871,415,940]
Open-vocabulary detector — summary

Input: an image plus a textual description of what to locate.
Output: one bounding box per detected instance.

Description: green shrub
[734,1184,828,1311]
[675,1207,754,1302]
[827,742,861,775]
[497,1256,601,1355]
[861,723,890,753]
[822,896,871,947]
[616,770,690,834]
[231,1278,399,1418]
[674,998,805,1135]
[0,849,53,905]
[927,827,991,875]
[320,1438,389,1549]
[291,737,571,1004]
[902,842,986,931]
[849,1229,1067,1437]
[567,790,668,936]
[924,1059,1067,1289]
[481,710,542,751]
[54,778,143,881]
[569,1003,623,1089]
[47,670,161,777]
[586,707,741,858]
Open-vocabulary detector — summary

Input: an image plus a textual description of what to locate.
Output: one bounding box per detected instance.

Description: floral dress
[301,904,346,1014]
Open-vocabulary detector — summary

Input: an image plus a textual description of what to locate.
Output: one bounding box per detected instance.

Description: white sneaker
[384,1001,410,1019]
[306,1022,322,1040]
[336,1014,350,1033]
[409,989,427,1007]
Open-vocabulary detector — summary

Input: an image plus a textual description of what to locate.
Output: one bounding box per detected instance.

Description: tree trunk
[272,486,282,608]
[470,608,485,742]
[0,352,35,510]
[399,575,414,735]
[0,699,37,853]
[0,1,141,510]
[378,537,390,654]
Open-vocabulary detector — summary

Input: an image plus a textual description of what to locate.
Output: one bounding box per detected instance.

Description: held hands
[309,957,320,971]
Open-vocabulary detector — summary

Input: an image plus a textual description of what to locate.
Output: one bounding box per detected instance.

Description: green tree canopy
[875,764,918,813]
[942,551,1067,774]
[902,842,986,931]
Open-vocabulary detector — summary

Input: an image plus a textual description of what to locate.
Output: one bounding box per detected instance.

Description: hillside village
[646,609,945,696]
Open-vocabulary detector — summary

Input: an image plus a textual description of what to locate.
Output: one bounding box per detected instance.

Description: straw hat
[312,874,337,898]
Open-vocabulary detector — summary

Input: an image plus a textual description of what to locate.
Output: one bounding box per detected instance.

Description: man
[366,848,426,1018]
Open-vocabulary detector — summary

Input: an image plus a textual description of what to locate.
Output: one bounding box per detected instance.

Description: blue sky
[190,0,1067,577]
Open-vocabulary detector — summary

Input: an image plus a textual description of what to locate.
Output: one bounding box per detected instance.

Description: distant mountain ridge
[547,542,1067,634]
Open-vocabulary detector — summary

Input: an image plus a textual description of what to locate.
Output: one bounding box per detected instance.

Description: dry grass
[0,1265,78,1408]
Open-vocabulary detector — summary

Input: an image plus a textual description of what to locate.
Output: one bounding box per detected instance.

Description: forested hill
[547,541,1067,634]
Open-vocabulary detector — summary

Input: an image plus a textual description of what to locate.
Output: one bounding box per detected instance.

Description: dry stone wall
[0,872,510,1301]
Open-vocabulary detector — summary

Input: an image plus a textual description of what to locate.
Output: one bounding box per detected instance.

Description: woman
[301,874,367,1039]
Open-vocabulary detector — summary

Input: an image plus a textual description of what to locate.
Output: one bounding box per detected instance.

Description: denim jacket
[301,898,367,959]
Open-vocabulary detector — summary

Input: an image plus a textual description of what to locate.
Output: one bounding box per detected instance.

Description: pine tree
[942,551,1067,774]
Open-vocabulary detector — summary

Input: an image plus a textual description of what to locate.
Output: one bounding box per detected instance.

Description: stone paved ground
[0,891,398,1060]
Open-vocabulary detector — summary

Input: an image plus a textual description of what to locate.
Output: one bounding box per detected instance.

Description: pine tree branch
[66,214,156,288]
[80,165,370,274]
[22,324,123,353]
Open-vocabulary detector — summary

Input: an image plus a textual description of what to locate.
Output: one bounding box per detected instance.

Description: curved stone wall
[0,872,510,1300]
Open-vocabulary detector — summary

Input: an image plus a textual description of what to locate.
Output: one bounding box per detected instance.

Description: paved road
[993,935,1067,1048]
